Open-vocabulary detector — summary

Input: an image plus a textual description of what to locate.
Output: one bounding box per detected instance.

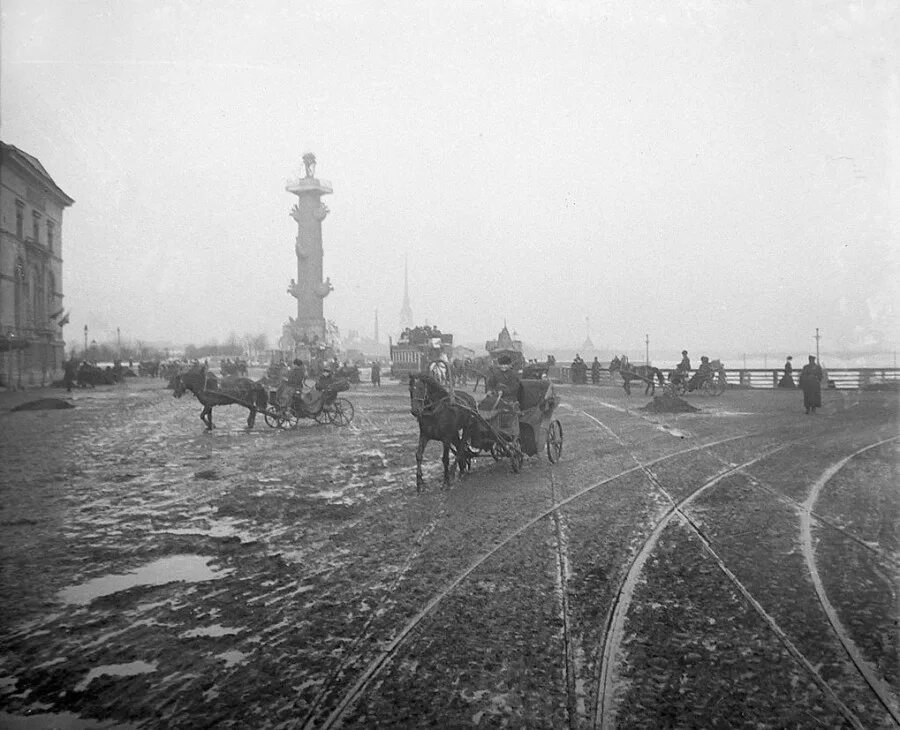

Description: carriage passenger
[487,354,521,408]
[276,358,307,407]
[688,356,711,391]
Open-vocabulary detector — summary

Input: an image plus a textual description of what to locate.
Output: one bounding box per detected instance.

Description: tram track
[574,405,898,728]
[307,429,758,728]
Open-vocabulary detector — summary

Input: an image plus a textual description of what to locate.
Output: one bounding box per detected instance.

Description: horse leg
[623,377,631,396]
[442,439,452,487]
[247,406,256,428]
[416,434,428,493]
[201,406,213,430]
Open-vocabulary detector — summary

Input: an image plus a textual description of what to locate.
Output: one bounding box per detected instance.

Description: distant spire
[399,254,413,329]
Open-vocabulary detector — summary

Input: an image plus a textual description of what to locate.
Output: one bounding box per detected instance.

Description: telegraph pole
[117,327,121,357]
[815,327,821,360]
[645,334,649,365]
[83,325,88,356]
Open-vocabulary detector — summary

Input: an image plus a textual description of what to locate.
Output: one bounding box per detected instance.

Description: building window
[47,272,56,316]
[47,221,55,252]
[32,212,41,243]
[14,260,26,329]
[15,201,24,238]
[34,268,45,324]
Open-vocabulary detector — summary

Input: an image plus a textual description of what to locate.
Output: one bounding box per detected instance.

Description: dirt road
[1,379,897,728]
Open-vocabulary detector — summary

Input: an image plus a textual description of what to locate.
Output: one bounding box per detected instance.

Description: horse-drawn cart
[263,379,354,429]
[465,379,563,472]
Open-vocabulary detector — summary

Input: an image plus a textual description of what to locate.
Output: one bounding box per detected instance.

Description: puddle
[216,650,249,668]
[58,555,232,605]
[656,424,691,438]
[74,661,157,692]
[181,624,244,638]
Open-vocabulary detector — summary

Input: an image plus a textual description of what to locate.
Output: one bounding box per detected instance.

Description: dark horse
[609,355,665,395]
[173,365,268,430]
[408,373,477,492]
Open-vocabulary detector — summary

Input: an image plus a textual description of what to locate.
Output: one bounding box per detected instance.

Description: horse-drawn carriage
[408,373,563,490]
[667,359,727,397]
[263,377,354,429]
[465,379,563,473]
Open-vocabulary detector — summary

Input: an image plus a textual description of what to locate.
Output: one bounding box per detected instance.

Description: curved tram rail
[298,420,898,729]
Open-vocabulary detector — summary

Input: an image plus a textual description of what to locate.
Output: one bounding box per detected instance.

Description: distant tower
[286,152,333,344]
[399,255,413,330]
[374,308,380,343]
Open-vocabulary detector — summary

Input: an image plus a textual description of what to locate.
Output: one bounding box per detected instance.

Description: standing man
[798,355,823,414]
[63,355,78,393]
[591,356,601,385]
[371,360,381,387]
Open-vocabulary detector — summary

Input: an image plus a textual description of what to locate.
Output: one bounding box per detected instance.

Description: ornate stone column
[286,153,333,344]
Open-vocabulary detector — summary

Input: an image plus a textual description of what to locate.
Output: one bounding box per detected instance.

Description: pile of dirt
[640,393,700,413]
[10,398,75,412]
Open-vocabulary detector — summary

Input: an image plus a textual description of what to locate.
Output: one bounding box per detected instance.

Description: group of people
[780,354,825,414]
[672,350,721,391]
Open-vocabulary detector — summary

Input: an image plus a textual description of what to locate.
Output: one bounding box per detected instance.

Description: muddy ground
[0,378,897,729]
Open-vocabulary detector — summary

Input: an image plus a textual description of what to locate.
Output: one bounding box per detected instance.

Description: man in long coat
[798,355,823,414]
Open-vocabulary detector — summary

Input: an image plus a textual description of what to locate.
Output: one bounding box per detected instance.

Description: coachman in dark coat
[798,356,823,414]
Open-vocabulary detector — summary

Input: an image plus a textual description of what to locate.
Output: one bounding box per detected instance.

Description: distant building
[0,142,74,387]
[485,323,525,369]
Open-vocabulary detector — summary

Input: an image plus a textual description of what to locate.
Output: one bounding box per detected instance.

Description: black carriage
[466,379,563,472]
[666,359,727,397]
[263,378,354,429]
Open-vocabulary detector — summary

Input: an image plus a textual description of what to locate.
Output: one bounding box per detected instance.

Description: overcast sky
[2,0,897,358]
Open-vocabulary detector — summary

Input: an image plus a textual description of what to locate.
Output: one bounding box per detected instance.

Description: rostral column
[286,152,333,344]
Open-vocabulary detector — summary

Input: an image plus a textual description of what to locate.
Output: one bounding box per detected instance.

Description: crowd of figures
[59,357,137,391]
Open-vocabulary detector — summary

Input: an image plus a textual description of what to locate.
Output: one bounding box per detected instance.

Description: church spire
[399,254,413,329]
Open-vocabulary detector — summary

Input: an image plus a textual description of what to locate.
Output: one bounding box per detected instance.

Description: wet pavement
[0,379,897,728]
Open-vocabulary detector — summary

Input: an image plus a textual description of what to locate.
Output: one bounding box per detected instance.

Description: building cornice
[1,143,75,207]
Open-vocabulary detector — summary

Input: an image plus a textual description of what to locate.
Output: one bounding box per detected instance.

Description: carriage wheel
[280,411,300,429]
[712,378,727,397]
[546,420,563,463]
[700,379,714,397]
[328,398,354,426]
[490,442,505,462]
[265,409,288,428]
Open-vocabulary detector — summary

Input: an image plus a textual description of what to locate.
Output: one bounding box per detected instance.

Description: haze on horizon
[1,1,897,360]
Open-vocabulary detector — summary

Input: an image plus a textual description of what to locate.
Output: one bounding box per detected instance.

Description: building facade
[0,142,74,388]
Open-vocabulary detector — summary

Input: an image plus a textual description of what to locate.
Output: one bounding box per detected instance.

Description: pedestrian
[798,355,823,414]
[778,356,795,388]
[63,355,78,393]
[371,360,381,387]
[591,356,601,385]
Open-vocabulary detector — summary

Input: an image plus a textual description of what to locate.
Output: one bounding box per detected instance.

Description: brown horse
[173,366,268,430]
[408,373,478,492]
[609,355,665,395]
